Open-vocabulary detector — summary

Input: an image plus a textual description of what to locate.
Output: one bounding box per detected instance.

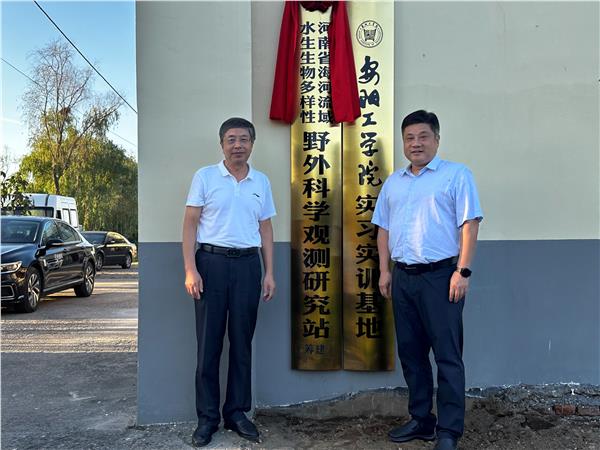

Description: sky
[1,0,137,172]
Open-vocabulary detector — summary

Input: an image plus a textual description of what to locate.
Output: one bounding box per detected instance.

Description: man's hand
[262,273,276,301]
[379,270,392,299]
[449,271,468,303]
[182,206,203,300]
[185,269,204,300]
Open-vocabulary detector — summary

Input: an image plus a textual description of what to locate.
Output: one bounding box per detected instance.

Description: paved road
[1,267,142,450]
[2,266,138,353]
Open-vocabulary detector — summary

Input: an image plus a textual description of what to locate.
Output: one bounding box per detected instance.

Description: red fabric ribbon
[269,1,361,124]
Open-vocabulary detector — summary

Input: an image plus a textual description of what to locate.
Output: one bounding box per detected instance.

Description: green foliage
[18,40,136,241]
[1,170,32,214]
[19,137,138,241]
[23,41,121,195]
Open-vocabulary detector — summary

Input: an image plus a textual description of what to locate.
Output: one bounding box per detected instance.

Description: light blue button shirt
[372,156,483,264]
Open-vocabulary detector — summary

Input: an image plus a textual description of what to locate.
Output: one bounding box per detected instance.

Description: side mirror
[45,238,63,247]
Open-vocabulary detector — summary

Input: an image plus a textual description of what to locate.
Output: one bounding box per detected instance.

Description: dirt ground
[125,385,600,449]
[252,398,599,450]
[245,384,600,450]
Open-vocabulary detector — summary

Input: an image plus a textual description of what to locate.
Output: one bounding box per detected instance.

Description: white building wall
[137,1,599,423]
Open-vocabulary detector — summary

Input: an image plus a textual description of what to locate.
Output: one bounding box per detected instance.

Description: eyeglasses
[225,136,252,145]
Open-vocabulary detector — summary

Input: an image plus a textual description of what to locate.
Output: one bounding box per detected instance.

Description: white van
[22,193,80,228]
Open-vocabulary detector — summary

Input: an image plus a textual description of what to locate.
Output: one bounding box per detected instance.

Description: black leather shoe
[224,416,260,443]
[388,418,436,443]
[192,423,219,447]
[434,437,458,450]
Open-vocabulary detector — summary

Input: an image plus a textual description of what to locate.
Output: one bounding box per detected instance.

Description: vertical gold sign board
[291,7,343,370]
[291,2,394,371]
[343,1,395,371]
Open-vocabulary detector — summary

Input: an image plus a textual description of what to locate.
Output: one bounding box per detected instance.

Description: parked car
[81,231,137,270]
[1,216,96,313]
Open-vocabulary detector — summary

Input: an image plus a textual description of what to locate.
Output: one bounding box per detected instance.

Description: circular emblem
[356,20,383,48]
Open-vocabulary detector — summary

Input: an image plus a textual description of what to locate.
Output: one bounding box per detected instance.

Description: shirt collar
[218,160,254,180]
[426,155,442,171]
[400,155,442,176]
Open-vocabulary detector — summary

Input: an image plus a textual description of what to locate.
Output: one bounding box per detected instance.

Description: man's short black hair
[219,117,256,143]
[401,110,440,137]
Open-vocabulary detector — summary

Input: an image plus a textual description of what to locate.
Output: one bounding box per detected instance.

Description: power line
[2,57,137,149]
[1,57,41,87]
[33,0,137,115]
[108,130,137,148]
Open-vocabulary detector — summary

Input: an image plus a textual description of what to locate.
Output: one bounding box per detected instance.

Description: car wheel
[74,261,95,297]
[95,252,104,271]
[17,267,42,313]
[121,253,132,269]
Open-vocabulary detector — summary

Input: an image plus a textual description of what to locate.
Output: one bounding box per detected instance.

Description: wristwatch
[456,267,472,278]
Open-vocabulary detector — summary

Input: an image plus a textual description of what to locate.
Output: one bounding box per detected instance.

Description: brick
[553,404,576,415]
[576,406,600,416]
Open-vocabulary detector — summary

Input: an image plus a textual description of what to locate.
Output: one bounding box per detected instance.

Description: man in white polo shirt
[182,117,276,447]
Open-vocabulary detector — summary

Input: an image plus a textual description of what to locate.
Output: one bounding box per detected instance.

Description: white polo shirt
[186,161,276,248]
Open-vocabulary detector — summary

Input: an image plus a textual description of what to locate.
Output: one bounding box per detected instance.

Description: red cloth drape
[269,1,361,124]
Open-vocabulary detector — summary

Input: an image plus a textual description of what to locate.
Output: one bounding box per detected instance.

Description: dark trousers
[391,264,465,439]
[194,249,261,425]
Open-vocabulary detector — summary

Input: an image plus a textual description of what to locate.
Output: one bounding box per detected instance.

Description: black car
[81,231,136,270]
[1,216,96,313]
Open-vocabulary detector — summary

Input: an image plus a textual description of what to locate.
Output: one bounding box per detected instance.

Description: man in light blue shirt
[372,110,483,450]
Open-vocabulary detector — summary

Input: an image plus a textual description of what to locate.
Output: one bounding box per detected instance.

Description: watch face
[460,268,472,278]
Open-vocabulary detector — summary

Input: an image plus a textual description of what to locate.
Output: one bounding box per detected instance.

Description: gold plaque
[342,1,395,371]
[291,7,343,370]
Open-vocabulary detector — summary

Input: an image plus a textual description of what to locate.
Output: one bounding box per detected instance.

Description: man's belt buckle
[403,265,420,274]
[226,248,241,258]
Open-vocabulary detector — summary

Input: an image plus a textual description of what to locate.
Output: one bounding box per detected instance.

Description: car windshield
[1,220,40,244]
[1,206,54,217]
[81,233,106,244]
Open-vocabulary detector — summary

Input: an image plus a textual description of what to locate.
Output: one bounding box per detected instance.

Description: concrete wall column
[136,1,253,424]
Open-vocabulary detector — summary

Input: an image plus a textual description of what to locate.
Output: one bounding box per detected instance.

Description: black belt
[199,243,258,258]
[396,256,458,274]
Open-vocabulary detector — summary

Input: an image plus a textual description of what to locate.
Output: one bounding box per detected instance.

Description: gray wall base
[138,240,599,423]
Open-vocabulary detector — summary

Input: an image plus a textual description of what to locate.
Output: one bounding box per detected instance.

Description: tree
[1,171,32,214]
[22,40,122,195]
[19,137,138,241]
[69,139,138,241]
[1,147,32,214]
